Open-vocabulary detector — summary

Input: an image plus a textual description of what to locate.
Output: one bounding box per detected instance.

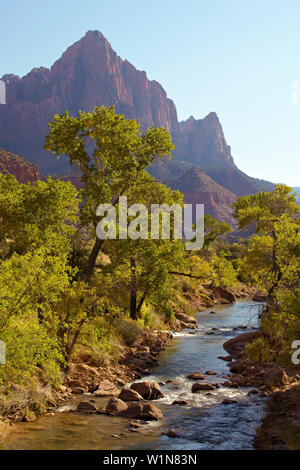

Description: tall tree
[234,184,299,302]
[44,106,174,281]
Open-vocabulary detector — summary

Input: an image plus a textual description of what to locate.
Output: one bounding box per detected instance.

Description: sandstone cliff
[0,147,40,183]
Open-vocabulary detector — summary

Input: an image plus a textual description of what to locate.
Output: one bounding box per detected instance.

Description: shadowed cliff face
[0,148,40,183]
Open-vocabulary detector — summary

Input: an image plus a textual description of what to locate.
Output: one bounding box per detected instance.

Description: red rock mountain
[0,147,40,183]
[0,30,274,222]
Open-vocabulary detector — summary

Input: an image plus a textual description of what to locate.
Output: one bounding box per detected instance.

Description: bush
[0,318,62,387]
[246,337,272,362]
[115,318,143,346]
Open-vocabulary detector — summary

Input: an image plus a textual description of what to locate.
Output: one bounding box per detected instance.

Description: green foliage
[44,106,174,270]
[115,318,143,346]
[213,251,238,287]
[0,174,79,257]
[0,319,62,386]
[204,214,232,247]
[246,337,272,362]
[233,184,299,234]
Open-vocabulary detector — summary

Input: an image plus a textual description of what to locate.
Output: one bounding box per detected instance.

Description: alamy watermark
[96,197,204,250]
[0,340,5,365]
[0,80,6,105]
[291,340,300,364]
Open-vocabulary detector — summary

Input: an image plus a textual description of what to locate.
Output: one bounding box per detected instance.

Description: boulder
[186,373,205,380]
[223,331,262,355]
[229,362,244,374]
[175,312,197,325]
[94,379,119,397]
[222,399,237,404]
[119,402,163,421]
[222,381,238,388]
[119,403,144,419]
[218,355,232,362]
[106,397,128,415]
[130,382,164,400]
[213,286,236,303]
[141,404,163,421]
[172,400,187,405]
[77,401,97,412]
[191,383,215,392]
[205,370,218,375]
[118,388,143,402]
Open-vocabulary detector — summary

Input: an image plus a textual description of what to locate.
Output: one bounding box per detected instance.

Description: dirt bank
[222,329,300,450]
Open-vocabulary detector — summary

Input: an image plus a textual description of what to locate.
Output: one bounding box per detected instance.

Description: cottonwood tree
[233,184,299,302]
[103,173,186,320]
[44,106,174,281]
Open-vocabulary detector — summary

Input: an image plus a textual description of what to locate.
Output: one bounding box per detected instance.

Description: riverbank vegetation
[0,106,299,428]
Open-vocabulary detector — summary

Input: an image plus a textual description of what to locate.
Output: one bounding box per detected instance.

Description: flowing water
[2,300,266,450]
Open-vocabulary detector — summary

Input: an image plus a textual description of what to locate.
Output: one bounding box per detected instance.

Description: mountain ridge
[0,30,275,222]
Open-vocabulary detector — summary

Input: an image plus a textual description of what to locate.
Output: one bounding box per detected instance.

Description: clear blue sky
[1,0,300,186]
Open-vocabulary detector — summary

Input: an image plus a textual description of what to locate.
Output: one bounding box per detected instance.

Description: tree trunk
[268,231,283,304]
[84,237,104,282]
[130,257,137,320]
[136,291,147,316]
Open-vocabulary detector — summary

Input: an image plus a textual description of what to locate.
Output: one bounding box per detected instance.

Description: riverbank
[0,284,260,444]
[2,300,265,450]
[221,323,300,450]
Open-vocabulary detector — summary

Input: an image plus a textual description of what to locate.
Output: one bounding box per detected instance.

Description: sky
[1,0,300,186]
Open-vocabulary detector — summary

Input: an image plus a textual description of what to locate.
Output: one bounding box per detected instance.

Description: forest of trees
[0,106,299,419]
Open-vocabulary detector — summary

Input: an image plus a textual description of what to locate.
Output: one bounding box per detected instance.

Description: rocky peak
[0,30,273,205]
[173,112,234,168]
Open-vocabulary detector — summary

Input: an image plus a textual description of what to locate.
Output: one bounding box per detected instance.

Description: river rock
[205,370,218,375]
[229,362,244,374]
[130,382,164,400]
[187,372,205,380]
[118,388,143,401]
[222,381,238,388]
[119,402,163,420]
[192,383,216,392]
[106,397,128,415]
[222,399,237,404]
[175,312,197,325]
[77,401,98,412]
[119,403,143,419]
[223,331,262,356]
[93,379,119,397]
[172,400,187,405]
[218,355,232,362]
[141,404,163,421]
[213,286,236,303]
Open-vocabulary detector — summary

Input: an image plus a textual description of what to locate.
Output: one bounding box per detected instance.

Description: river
[2,300,266,450]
